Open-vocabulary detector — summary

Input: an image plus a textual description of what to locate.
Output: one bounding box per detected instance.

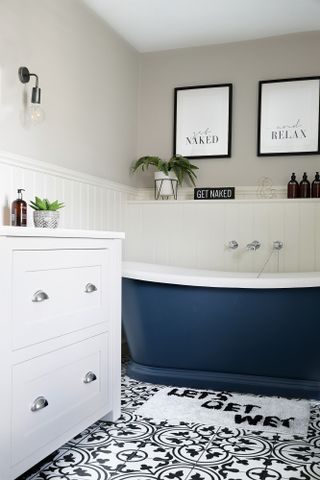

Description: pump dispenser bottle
[287,173,300,198]
[11,188,27,226]
[312,172,320,198]
[300,172,310,198]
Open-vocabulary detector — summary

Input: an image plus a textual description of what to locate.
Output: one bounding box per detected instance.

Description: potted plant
[131,155,198,199]
[29,197,65,228]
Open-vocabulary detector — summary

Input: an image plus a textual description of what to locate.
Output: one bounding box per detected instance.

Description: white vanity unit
[0,227,124,480]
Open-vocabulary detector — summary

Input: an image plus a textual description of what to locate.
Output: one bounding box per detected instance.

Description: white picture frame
[174,84,232,158]
[258,77,320,156]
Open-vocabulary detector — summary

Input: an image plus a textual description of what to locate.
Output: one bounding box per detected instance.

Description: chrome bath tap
[246,240,261,251]
[227,240,239,250]
[273,240,283,250]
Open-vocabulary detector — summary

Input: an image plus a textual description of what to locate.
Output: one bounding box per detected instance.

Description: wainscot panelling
[2,151,320,273]
[0,151,136,232]
[124,199,320,273]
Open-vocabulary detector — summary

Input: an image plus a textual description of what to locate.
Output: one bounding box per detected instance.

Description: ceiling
[83,0,320,53]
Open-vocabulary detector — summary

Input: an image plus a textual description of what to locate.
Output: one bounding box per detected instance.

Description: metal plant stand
[154,178,178,200]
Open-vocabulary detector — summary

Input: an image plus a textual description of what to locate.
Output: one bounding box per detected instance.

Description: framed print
[174,83,232,158]
[258,77,320,156]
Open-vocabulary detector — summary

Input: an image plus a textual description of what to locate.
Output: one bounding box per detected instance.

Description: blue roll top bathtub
[122,262,320,399]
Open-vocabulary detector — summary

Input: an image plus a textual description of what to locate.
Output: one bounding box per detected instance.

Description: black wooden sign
[194,187,235,200]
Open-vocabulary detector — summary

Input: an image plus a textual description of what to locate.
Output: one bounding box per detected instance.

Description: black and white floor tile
[18,356,320,480]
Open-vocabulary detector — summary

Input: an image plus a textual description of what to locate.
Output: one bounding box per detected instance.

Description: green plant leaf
[35,196,47,210]
[168,155,198,186]
[131,154,198,186]
[131,156,164,174]
[29,197,65,211]
[49,201,65,211]
[29,200,40,210]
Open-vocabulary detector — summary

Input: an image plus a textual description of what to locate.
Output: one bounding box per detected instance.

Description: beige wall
[0,0,139,185]
[1,5,319,189]
[137,32,320,187]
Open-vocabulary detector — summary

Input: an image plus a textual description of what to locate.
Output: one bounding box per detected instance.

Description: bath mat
[136,387,310,436]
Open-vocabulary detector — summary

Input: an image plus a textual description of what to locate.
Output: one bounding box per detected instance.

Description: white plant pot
[33,210,60,228]
[154,171,178,199]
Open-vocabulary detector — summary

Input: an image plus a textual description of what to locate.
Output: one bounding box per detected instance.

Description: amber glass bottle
[300,172,310,198]
[11,188,27,226]
[287,173,300,198]
[312,172,320,198]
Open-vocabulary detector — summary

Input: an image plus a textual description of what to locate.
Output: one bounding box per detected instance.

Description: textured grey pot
[33,210,60,228]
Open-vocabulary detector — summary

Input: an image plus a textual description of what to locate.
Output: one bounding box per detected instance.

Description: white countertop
[0,226,125,239]
[122,261,320,289]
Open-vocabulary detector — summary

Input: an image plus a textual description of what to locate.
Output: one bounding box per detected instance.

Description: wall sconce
[18,66,45,125]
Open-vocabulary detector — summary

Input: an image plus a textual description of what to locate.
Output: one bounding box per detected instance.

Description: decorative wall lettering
[258,77,320,156]
[174,83,232,158]
[186,128,219,146]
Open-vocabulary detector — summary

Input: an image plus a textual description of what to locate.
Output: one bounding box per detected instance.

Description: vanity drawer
[11,333,109,466]
[12,248,110,348]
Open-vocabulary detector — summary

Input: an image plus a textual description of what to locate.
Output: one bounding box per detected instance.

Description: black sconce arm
[18,66,41,104]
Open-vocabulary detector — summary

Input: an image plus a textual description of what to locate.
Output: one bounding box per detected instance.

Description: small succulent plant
[29,197,65,211]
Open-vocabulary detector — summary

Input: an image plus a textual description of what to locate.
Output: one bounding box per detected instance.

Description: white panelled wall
[1,151,320,273]
[124,199,320,273]
[0,152,136,232]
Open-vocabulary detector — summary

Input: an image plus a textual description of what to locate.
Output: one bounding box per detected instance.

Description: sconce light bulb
[28,104,45,125]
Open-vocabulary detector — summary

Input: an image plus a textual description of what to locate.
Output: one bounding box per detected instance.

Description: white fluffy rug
[136,387,310,435]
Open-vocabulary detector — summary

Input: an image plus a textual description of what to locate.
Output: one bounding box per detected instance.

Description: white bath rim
[122,261,320,289]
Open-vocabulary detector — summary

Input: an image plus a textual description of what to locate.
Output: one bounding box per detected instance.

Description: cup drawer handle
[83,371,97,384]
[32,290,49,303]
[85,283,97,293]
[31,396,49,412]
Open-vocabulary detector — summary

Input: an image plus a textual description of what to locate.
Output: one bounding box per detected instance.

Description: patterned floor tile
[28,444,127,479]
[110,464,193,480]
[186,463,263,480]
[262,439,320,480]
[215,433,272,456]
[16,357,320,480]
[18,448,70,480]
[151,424,211,448]
[103,421,213,476]
[308,410,320,447]
[260,463,320,480]
[213,425,305,444]
[212,466,282,480]
[121,380,164,411]
[195,436,273,479]
[30,464,115,480]
[112,442,182,474]
[200,426,273,473]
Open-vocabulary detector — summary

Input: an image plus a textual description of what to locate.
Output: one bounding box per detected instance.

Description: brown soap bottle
[11,188,27,226]
[300,172,310,198]
[312,172,320,198]
[287,173,300,198]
